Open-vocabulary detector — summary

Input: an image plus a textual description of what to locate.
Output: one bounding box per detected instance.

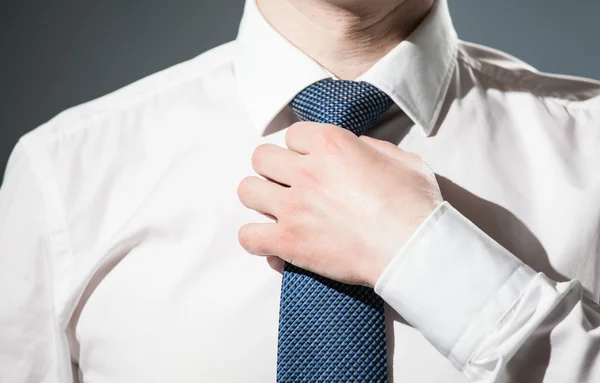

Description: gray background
[1,0,599,180]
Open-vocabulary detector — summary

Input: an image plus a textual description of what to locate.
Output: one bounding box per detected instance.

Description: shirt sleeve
[0,140,74,382]
[375,201,600,383]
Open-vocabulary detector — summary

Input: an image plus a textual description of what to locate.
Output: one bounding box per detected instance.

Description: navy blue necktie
[277,79,392,383]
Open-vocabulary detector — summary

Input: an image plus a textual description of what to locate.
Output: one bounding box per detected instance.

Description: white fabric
[2,0,600,381]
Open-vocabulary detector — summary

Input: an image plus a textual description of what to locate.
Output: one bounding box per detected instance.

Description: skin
[256,0,434,80]
[237,0,443,288]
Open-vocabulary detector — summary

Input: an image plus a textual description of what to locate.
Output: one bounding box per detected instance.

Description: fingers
[285,122,315,155]
[286,121,345,155]
[286,122,358,156]
[237,176,287,218]
[252,143,303,187]
[238,222,280,256]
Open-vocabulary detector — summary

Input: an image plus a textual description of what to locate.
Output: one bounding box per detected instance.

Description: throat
[256,0,434,80]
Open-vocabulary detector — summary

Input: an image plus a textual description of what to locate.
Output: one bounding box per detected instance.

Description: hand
[237,122,443,288]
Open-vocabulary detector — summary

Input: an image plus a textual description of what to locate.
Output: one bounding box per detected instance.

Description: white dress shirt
[2,0,600,382]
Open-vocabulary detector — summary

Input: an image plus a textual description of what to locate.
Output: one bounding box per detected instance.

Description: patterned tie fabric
[277,79,393,383]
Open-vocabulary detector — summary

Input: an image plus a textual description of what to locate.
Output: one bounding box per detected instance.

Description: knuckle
[404,152,433,174]
[285,121,308,141]
[283,194,308,218]
[288,121,310,132]
[382,140,400,151]
[319,128,343,154]
[403,151,423,164]
[296,165,320,189]
[277,225,300,263]
[412,153,428,168]
[403,150,419,159]
[360,135,378,147]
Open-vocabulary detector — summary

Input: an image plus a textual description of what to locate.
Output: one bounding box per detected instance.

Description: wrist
[366,200,443,288]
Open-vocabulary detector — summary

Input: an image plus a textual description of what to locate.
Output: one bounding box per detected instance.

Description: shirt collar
[234,0,458,136]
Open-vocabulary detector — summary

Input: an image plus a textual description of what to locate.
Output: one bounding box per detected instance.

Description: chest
[74,129,599,382]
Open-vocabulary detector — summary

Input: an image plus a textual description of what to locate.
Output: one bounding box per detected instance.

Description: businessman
[1,0,600,382]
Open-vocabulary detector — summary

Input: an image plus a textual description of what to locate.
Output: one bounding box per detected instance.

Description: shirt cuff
[374,201,537,370]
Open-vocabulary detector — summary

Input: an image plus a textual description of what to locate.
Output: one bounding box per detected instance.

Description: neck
[256,0,434,80]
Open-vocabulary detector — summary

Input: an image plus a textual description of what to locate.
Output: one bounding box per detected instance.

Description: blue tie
[277,79,392,383]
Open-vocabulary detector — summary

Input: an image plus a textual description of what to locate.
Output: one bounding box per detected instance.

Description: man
[1,0,599,381]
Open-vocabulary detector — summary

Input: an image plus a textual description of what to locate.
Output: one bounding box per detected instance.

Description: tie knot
[290,79,392,136]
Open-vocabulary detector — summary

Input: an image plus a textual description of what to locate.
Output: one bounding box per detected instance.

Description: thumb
[359,135,404,159]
